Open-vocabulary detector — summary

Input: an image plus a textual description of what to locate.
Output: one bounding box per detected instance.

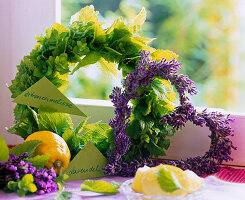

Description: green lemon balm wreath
[8,6,236,176]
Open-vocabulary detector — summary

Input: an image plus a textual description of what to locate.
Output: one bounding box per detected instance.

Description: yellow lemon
[141,165,190,197]
[26,131,71,175]
[131,166,150,193]
[184,170,204,193]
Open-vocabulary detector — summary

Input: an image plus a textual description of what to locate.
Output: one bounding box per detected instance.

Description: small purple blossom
[0,153,57,194]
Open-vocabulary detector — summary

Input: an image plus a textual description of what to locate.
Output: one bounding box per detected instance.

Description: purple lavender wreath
[104,50,236,177]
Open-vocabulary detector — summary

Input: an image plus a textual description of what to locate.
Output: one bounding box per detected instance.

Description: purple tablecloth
[1,171,245,200]
[0,176,131,200]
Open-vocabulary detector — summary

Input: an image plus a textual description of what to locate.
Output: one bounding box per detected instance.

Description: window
[62,0,245,114]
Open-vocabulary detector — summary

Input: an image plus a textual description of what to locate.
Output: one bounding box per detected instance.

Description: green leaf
[146,141,166,157]
[110,181,122,188]
[71,51,101,74]
[125,119,141,140]
[151,79,169,101]
[55,191,72,200]
[139,118,154,131]
[55,168,69,186]
[83,123,110,138]
[0,136,9,162]
[159,139,171,150]
[141,133,150,143]
[17,189,26,197]
[10,140,42,157]
[37,107,73,136]
[62,129,73,144]
[155,168,180,193]
[129,7,146,34]
[7,181,18,192]
[73,117,89,136]
[25,154,50,168]
[81,180,119,195]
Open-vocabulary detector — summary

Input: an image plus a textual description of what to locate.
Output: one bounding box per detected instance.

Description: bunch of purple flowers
[104,50,236,176]
[0,153,57,194]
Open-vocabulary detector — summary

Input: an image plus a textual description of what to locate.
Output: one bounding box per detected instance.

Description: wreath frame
[104,51,236,176]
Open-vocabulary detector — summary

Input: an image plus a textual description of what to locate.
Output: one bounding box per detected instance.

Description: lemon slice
[141,165,190,197]
[131,166,150,193]
[184,170,204,193]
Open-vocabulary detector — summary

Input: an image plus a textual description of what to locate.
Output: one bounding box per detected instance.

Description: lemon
[184,170,204,193]
[140,165,190,197]
[131,166,150,193]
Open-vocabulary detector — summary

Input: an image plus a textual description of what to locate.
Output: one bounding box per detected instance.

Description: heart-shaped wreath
[104,50,236,176]
[8,6,236,177]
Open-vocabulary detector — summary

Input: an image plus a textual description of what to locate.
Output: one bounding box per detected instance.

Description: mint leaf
[55,191,72,200]
[81,180,119,195]
[10,140,42,157]
[110,181,122,189]
[155,168,180,193]
[25,155,50,168]
[0,136,9,162]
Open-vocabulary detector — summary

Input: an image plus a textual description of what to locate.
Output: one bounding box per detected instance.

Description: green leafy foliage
[56,115,110,160]
[36,107,73,136]
[155,168,180,193]
[7,174,37,197]
[62,117,88,160]
[124,78,177,160]
[71,51,101,74]
[25,155,50,168]
[110,181,122,188]
[73,117,89,136]
[0,136,9,162]
[81,180,119,195]
[151,79,169,101]
[9,140,42,157]
[55,169,69,187]
[82,123,111,156]
[83,123,110,143]
[55,191,72,200]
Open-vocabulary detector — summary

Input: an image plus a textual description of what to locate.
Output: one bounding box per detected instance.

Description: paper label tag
[64,141,108,181]
[13,77,86,117]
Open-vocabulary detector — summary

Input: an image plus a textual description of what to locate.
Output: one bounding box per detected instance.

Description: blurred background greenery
[62,0,245,113]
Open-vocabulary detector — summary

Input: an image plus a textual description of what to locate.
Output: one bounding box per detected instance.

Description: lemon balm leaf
[0,136,9,162]
[129,7,146,34]
[155,168,180,193]
[9,140,42,157]
[25,154,50,168]
[81,180,119,195]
